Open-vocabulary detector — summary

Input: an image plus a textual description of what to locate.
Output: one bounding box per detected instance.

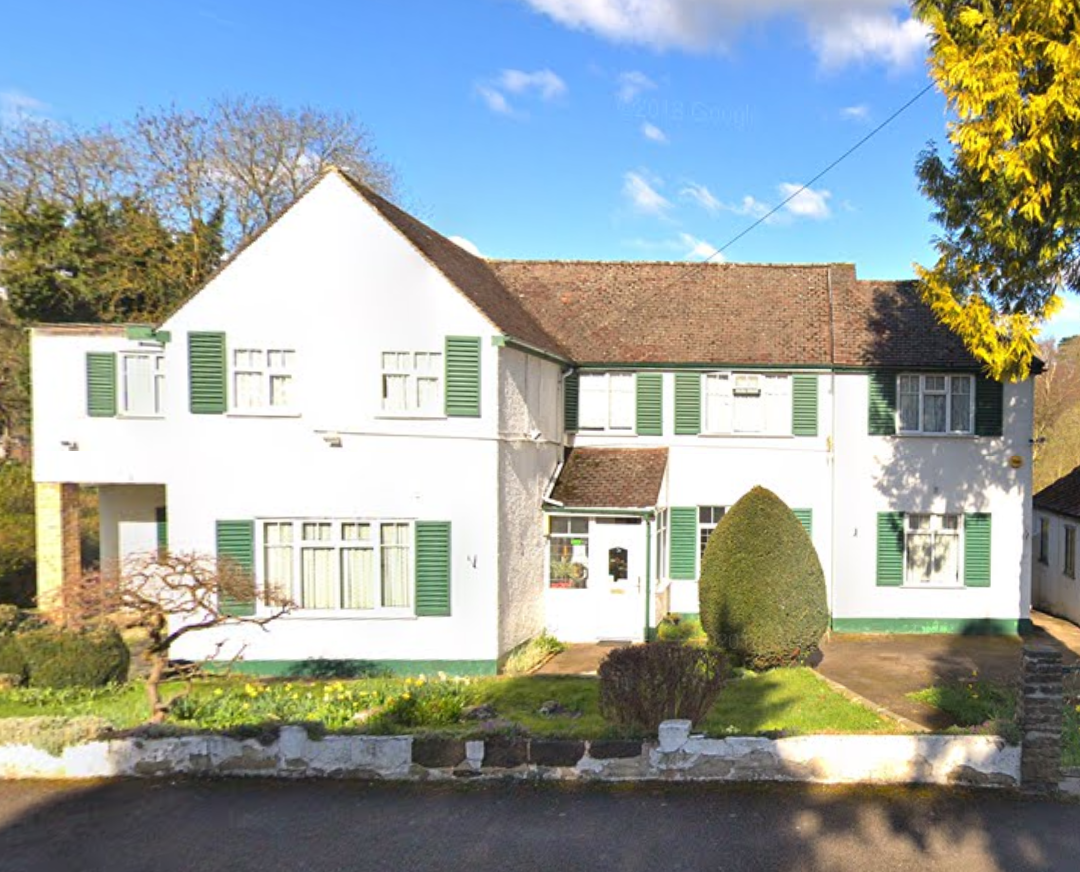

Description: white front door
[589,519,645,642]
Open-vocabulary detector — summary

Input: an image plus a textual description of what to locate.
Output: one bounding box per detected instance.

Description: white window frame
[904,513,964,587]
[896,374,975,435]
[230,347,297,415]
[702,372,791,436]
[1038,517,1051,566]
[259,518,414,615]
[1065,525,1076,580]
[548,516,590,589]
[577,372,635,433]
[119,351,165,417]
[698,506,727,558]
[656,509,668,582]
[380,350,444,417]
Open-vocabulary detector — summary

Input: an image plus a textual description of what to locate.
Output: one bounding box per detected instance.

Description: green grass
[907,680,1017,727]
[0,667,894,738]
[502,633,567,676]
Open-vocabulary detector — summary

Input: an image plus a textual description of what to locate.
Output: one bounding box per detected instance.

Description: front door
[590,519,645,641]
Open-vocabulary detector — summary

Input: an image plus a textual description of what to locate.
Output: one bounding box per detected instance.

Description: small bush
[17,623,130,688]
[699,486,828,670]
[656,614,705,644]
[598,643,728,732]
[503,632,567,675]
[0,635,26,684]
[0,716,113,756]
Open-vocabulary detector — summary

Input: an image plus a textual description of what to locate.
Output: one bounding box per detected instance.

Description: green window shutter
[792,509,813,538]
[876,512,905,586]
[674,373,701,435]
[86,352,117,417]
[155,507,168,558]
[669,507,697,580]
[792,375,818,436]
[445,336,481,417]
[868,372,896,435]
[974,377,1003,437]
[415,521,451,616]
[188,332,227,414]
[964,513,992,587]
[216,519,255,617]
[564,371,579,432]
[636,372,663,436]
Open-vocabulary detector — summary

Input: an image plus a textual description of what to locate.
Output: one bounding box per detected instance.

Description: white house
[1032,465,1080,624]
[30,168,1036,676]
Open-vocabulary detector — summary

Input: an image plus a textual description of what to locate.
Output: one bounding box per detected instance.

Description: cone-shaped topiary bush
[698,486,828,670]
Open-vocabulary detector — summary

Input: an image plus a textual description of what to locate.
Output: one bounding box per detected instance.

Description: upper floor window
[579,372,634,432]
[897,374,973,435]
[704,373,790,435]
[232,348,295,413]
[905,513,962,586]
[120,352,165,417]
[382,351,443,416]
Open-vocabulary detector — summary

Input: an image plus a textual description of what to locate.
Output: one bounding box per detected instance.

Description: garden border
[0,721,1019,787]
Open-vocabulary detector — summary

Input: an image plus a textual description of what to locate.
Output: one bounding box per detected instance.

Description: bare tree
[63,552,293,723]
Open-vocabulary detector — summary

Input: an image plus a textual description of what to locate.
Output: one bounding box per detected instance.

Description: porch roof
[1035,463,1080,520]
[549,447,668,509]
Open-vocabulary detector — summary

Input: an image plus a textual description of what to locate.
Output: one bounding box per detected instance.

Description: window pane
[123,354,159,415]
[549,537,589,588]
[941,514,959,530]
[234,372,263,408]
[704,375,731,433]
[923,393,946,432]
[950,378,972,432]
[267,350,291,369]
[924,375,946,393]
[269,374,291,407]
[381,523,411,607]
[550,517,570,535]
[578,374,608,429]
[733,394,764,433]
[302,522,332,541]
[341,547,376,609]
[383,374,409,412]
[898,389,919,431]
[416,376,440,412]
[932,532,960,584]
[908,514,930,530]
[570,518,589,536]
[301,547,336,608]
[906,532,933,583]
[608,374,635,429]
[342,523,371,541]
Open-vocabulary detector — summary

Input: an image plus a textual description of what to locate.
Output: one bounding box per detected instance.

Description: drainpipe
[827,266,838,630]
[644,516,653,642]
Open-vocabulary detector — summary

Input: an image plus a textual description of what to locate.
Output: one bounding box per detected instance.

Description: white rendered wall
[98,485,166,567]
[1032,510,1080,624]
[831,373,1032,624]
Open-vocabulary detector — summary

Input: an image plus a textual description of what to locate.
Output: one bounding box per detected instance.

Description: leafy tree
[913,0,1080,380]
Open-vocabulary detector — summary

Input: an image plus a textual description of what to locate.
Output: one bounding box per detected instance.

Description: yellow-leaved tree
[914,0,1080,380]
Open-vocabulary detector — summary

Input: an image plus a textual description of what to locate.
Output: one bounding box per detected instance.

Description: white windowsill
[896,432,977,439]
[698,432,793,439]
[376,413,448,421]
[264,610,419,620]
[900,584,969,590]
[117,414,165,420]
[227,409,301,418]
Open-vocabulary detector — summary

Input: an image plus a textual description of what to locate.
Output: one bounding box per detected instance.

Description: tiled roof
[550,447,668,508]
[1035,465,1080,520]
[340,174,567,357]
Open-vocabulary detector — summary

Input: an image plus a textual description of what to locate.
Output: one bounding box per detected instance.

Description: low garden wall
[0,720,1020,787]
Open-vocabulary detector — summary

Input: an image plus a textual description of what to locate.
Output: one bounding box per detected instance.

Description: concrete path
[3,779,1080,872]
[535,642,626,676]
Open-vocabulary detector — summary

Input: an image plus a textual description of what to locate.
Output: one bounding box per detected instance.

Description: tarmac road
[1,779,1078,872]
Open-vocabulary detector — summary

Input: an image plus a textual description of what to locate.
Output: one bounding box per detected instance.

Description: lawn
[0,667,894,738]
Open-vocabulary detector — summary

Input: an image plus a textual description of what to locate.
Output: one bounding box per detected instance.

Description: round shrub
[17,623,130,688]
[656,614,704,644]
[598,642,728,732]
[699,486,828,670]
[0,633,27,684]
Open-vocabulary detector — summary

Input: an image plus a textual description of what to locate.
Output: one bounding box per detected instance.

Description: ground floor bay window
[262,520,413,612]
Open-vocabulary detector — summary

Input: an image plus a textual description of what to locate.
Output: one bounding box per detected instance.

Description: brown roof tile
[1035,465,1080,519]
[550,447,668,508]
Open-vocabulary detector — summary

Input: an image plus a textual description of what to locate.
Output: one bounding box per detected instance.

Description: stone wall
[0,723,1020,787]
[1019,645,1064,792]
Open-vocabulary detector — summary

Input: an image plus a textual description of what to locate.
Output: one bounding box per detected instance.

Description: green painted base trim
[203,659,499,678]
[831,617,1031,636]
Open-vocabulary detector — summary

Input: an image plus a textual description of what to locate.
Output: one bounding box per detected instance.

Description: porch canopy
[549,447,668,510]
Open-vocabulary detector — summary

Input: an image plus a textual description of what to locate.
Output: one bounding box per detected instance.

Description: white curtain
[234,372,264,409]
[301,548,336,609]
[898,375,920,431]
[341,548,376,609]
[704,375,731,433]
[608,373,635,429]
[264,522,293,599]
[381,524,411,607]
[950,377,972,432]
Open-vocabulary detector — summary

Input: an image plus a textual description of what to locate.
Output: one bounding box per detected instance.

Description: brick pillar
[1020,645,1064,792]
[34,482,81,612]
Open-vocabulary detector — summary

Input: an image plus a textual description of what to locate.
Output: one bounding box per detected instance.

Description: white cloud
[476,68,567,116]
[0,89,47,126]
[680,182,722,214]
[449,236,483,257]
[617,70,656,103]
[778,182,832,219]
[641,122,668,143]
[811,13,929,71]
[623,171,671,216]
[840,104,870,121]
[679,232,722,261]
[518,0,928,71]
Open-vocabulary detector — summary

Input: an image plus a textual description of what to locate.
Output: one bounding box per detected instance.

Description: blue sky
[2,0,1077,337]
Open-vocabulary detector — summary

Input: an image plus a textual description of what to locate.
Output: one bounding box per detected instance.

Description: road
[1,779,1078,871]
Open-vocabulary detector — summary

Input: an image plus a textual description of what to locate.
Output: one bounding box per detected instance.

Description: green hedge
[16,623,130,689]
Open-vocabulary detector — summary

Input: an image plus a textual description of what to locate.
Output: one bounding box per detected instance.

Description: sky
[1,0,1077,338]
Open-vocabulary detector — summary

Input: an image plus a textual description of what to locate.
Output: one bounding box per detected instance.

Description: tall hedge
[698,486,828,670]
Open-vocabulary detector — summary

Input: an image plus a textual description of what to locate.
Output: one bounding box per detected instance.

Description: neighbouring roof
[1035,466,1080,520]
[549,447,668,508]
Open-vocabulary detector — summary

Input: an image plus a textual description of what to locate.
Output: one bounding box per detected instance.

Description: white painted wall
[1032,510,1080,623]
[98,485,166,567]
[832,374,1032,624]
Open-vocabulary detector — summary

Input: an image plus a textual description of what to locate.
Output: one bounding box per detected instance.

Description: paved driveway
[3,779,1080,872]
